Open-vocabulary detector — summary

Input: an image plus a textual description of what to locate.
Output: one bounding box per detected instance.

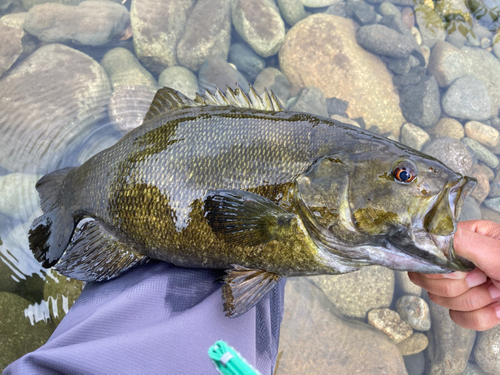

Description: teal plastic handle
[208,340,260,375]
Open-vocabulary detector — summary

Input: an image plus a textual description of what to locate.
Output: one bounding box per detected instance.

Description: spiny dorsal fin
[143,84,284,121]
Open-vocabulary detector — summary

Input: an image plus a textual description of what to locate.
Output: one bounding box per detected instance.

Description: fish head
[294,139,477,273]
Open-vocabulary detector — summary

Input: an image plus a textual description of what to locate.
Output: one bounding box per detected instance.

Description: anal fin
[55,218,149,282]
[222,265,282,318]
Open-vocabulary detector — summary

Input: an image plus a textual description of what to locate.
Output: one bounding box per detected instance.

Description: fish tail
[29,167,75,268]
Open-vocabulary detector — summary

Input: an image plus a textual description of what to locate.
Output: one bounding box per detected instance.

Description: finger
[428,281,500,312]
[493,279,500,290]
[458,220,500,240]
[416,271,468,280]
[449,302,500,331]
[408,269,487,298]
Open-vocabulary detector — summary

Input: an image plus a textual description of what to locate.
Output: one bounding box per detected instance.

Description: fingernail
[489,284,500,300]
[466,271,487,288]
[443,271,467,280]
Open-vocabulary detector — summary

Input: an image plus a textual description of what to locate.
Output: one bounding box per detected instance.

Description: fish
[29,85,476,318]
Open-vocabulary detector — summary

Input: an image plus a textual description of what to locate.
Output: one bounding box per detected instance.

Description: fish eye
[392,161,417,184]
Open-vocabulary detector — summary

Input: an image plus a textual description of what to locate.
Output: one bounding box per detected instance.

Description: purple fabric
[5,262,285,375]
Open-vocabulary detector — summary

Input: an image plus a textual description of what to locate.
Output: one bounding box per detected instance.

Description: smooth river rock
[24,1,129,46]
[422,137,473,175]
[311,266,394,320]
[131,0,195,74]
[279,14,405,138]
[0,43,111,173]
[276,278,407,374]
[473,325,500,375]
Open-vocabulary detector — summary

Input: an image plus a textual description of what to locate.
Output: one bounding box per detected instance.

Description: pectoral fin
[204,189,294,247]
[55,219,149,282]
[222,265,282,318]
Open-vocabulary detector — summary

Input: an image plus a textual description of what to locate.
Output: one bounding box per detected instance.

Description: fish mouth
[395,175,477,273]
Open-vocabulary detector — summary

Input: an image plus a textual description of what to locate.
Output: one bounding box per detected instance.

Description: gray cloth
[4,262,286,374]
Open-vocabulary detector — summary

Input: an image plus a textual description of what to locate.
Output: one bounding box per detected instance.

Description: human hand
[408,220,500,331]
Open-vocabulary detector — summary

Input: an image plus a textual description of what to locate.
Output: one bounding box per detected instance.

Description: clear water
[1,0,499,373]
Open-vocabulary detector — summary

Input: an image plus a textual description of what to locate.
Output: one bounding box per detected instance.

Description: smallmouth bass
[29,86,476,317]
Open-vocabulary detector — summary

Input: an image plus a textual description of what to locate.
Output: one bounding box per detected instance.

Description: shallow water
[1,0,500,373]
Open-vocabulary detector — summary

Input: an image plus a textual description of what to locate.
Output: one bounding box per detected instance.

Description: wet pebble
[473,325,500,374]
[312,266,394,319]
[396,296,431,331]
[177,0,231,72]
[462,137,499,169]
[393,71,422,86]
[488,172,500,198]
[0,13,36,78]
[131,0,194,73]
[396,333,428,356]
[345,0,377,25]
[24,1,129,46]
[395,271,421,297]
[469,164,491,204]
[462,361,492,375]
[300,0,338,6]
[326,97,349,117]
[289,87,328,117]
[403,352,425,375]
[277,0,306,26]
[429,117,464,140]
[0,173,40,220]
[232,0,285,58]
[198,56,248,93]
[400,7,414,29]
[422,137,473,174]
[325,2,346,17]
[464,121,499,148]
[427,41,464,87]
[484,197,500,214]
[356,24,415,59]
[414,5,446,47]
[367,308,413,343]
[108,85,156,133]
[399,76,441,128]
[228,43,266,84]
[253,67,291,106]
[400,123,429,151]
[442,76,491,121]
[158,66,199,99]
[384,56,410,75]
[101,47,157,90]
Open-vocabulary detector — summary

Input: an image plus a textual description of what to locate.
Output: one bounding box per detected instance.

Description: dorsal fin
[143,84,284,121]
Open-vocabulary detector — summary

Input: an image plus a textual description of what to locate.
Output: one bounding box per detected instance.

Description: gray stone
[232,0,285,58]
[131,0,195,74]
[491,116,500,131]
[446,21,470,49]
[464,121,499,147]
[288,87,328,117]
[101,47,157,90]
[489,172,500,198]
[108,85,156,133]
[378,1,400,17]
[401,7,414,29]
[0,13,36,78]
[414,5,446,47]
[462,137,499,169]
[484,197,500,214]
[228,43,266,84]
[422,137,473,174]
[400,123,430,151]
[399,75,441,128]
[330,114,360,127]
[325,2,346,17]
[473,325,500,374]
[177,0,232,72]
[469,163,491,204]
[427,41,464,87]
[277,0,306,26]
[367,308,413,343]
[442,76,491,121]
[300,0,338,6]
[0,44,111,173]
[403,352,425,375]
[326,97,349,116]
[459,197,482,221]
[462,362,492,375]
[22,0,83,10]
[396,333,428,355]
[385,57,411,75]
[158,66,199,99]
[424,293,476,375]
[311,266,394,319]
[276,278,407,374]
[395,271,421,297]
[253,67,290,106]
[279,14,406,138]
[345,0,377,25]
[393,72,422,86]
[0,173,40,220]
[428,117,464,140]
[356,24,415,59]
[198,56,249,93]
[24,1,129,46]
[0,292,56,370]
[396,296,431,331]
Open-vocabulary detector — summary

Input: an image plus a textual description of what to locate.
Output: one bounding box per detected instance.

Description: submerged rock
[368,308,413,343]
[253,67,291,106]
[399,75,440,128]
[228,43,266,84]
[396,296,431,331]
[396,333,428,356]
[158,66,199,99]
[198,57,248,93]
[442,76,491,121]
[279,14,405,138]
[473,325,500,374]
[422,137,473,175]
[288,87,328,117]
